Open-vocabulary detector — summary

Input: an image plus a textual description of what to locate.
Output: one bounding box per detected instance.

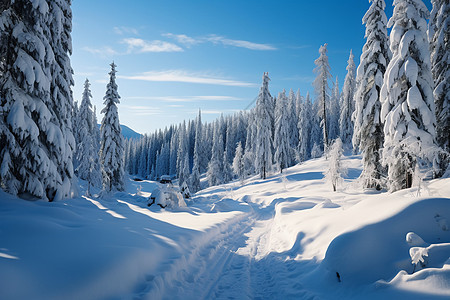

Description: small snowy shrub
[324,138,347,192]
[410,247,428,272]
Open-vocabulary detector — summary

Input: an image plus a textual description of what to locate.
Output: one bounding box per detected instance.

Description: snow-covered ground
[1,155,449,299]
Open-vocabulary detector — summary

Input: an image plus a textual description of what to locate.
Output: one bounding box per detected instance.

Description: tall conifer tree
[353,0,391,189]
[381,0,437,191]
[0,0,76,201]
[100,62,125,192]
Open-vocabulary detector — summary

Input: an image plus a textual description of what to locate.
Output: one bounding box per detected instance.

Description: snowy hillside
[1,155,449,299]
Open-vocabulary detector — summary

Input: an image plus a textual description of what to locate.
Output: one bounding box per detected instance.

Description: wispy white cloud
[163,33,277,51]
[113,26,139,35]
[206,35,277,51]
[122,38,183,53]
[119,70,256,87]
[82,46,118,58]
[162,33,200,48]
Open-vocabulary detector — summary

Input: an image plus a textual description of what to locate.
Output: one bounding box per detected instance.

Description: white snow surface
[1,155,450,299]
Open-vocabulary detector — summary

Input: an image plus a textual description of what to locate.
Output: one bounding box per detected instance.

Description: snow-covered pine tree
[310,97,324,157]
[353,0,391,189]
[287,89,299,165]
[233,141,245,183]
[329,77,340,141]
[429,0,449,154]
[190,110,202,192]
[339,50,357,149]
[254,72,273,179]
[0,0,76,201]
[242,114,254,176]
[381,0,438,191]
[169,131,178,176]
[207,121,224,186]
[177,121,188,180]
[180,153,190,188]
[313,44,332,151]
[48,0,77,197]
[75,79,101,193]
[223,150,233,183]
[324,138,345,191]
[274,90,291,173]
[100,62,125,192]
[224,118,235,164]
[298,92,313,162]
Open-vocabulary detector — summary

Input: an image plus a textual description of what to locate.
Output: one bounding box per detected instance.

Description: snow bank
[321,198,450,285]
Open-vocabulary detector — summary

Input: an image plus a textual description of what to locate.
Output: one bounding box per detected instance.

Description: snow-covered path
[143,198,316,300]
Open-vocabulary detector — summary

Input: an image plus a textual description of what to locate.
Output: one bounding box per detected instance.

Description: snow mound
[321,198,450,285]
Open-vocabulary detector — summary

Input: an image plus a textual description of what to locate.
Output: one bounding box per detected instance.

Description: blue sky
[71,0,432,134]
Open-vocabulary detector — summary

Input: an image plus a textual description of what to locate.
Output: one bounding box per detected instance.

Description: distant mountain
[97,124,142,140]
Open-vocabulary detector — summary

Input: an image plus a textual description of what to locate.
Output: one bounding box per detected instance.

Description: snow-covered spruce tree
[0,0,76,201]
[274,90,291,173]
[177,121,188,181]
[353,0,391,189]
[339,50,357,149]
[189,110,202,193]
[287,89,299,165]
[324,138,345,191]
[429,0,449,154]
[244,112,256,176]
[254,72,273,179]
[223,150,233,183]
[180,153,190,188]
[100,62,125,192]
[329,77,340,141]
[313,44,332,151]
[310,97,324,157]
[381,0,438,192]
[298,92,312,162]
[207,122,224,186]
[75,79,101,194]
[233,141,245,184]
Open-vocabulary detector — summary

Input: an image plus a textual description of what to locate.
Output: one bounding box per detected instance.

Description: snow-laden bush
[324,138,347,192]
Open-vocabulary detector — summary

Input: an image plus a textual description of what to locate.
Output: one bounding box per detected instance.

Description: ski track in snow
[134,196,319,300]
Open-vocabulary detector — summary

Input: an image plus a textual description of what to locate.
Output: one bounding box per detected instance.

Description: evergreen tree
[169,131,178,176]
[254,72,273,179]
[274,90,291,173]
[339,50,357,149]
[75,79,101,193]
[207,122,224,186]
[353,0,391,189]
[429,0,449,154]
[177,121,188,180]
[244,113,256,176]
[0,0,76,201]
[179,153,190,188]
[298,92,312,162]
[329,77,341,141]
[287,89,299,165]
[381,0,437,191]
[233,141,245,184]
[223,150,233,183]
[313,44,332,150]
[100,62,125,192]
[324,138,345,191]
[310,97,324,156]
[190,110,202,192]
